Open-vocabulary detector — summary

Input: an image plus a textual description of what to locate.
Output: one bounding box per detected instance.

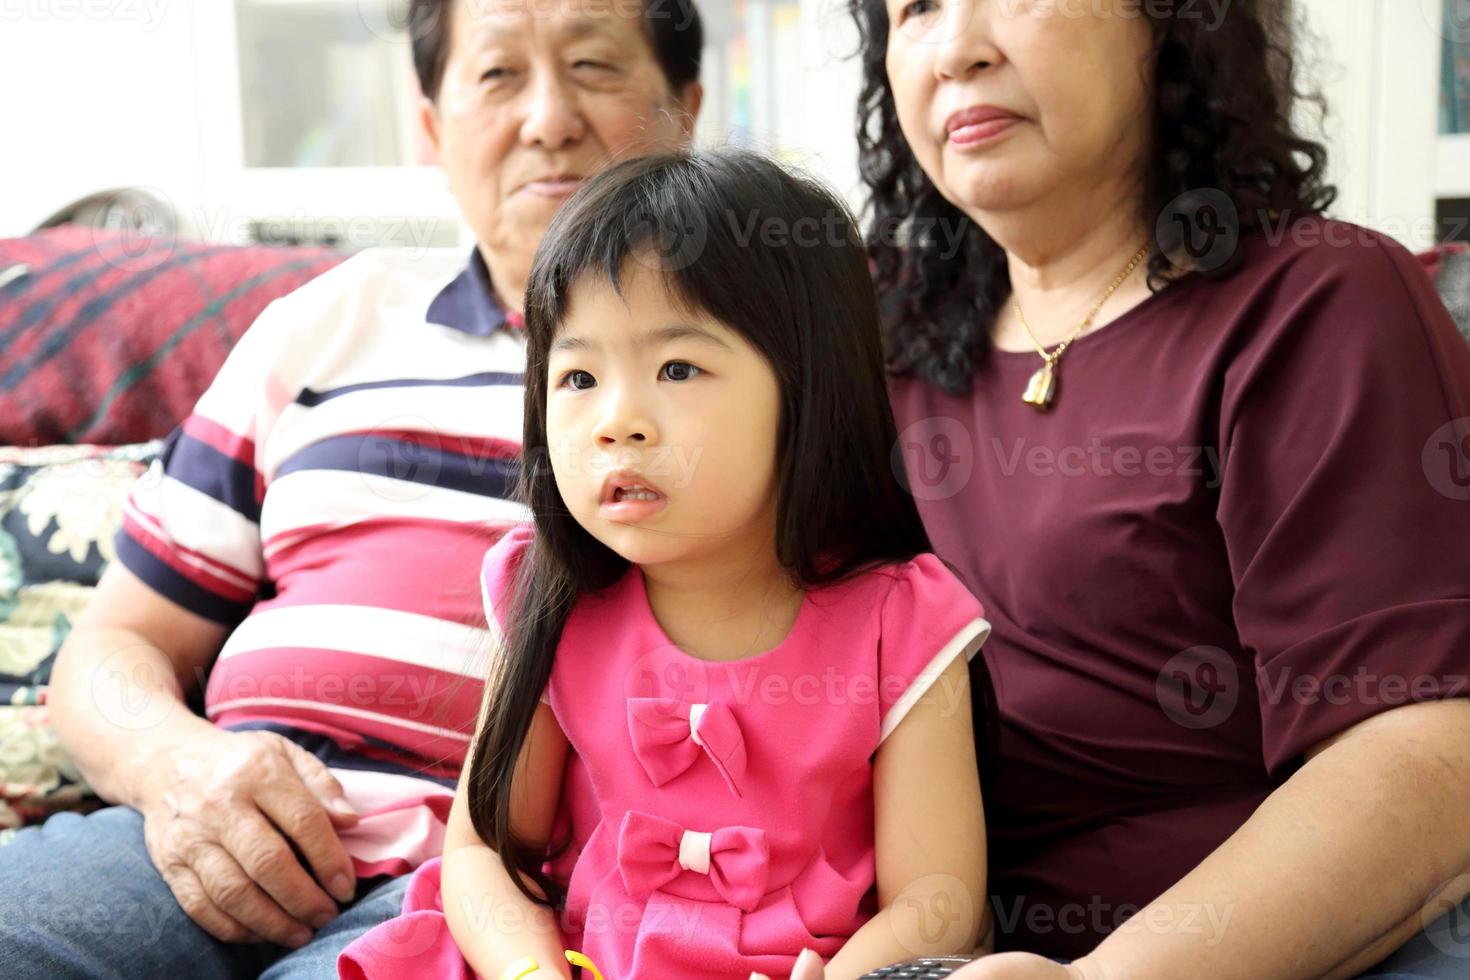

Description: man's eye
[560,370,596,390]
[573,60,615,72]
[660,361,701,382]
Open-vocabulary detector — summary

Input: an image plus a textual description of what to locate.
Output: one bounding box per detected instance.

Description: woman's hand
[753,949,1093,980]
[133,726,361,947]
[949,953,1093,979]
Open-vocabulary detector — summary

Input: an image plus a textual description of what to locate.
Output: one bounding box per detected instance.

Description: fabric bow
[615,810,769,912]
[627,698,747,797]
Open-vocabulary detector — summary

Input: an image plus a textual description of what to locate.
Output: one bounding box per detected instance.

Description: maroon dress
[886,217,1470,959]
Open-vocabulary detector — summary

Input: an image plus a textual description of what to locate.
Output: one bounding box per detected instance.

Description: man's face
[421,0,703,265]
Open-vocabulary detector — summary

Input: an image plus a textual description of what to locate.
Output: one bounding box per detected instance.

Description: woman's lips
[948,116,1020,147]
[520,178,584,199]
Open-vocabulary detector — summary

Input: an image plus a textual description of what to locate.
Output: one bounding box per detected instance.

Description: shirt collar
[425,247,523,337]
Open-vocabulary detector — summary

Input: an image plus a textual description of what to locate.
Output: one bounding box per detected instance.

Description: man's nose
[520,71,587,149]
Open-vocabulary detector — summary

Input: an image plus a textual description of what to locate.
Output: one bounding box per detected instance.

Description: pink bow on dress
[627,697,748,797]
[615,810,770,912]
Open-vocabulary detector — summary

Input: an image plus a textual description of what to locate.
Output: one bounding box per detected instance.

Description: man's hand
[134,727,361,947]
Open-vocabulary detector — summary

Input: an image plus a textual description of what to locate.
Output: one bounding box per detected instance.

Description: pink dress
[340,524,990,979]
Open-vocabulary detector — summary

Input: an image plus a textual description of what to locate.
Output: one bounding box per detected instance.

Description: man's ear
[418,95,442,164]
[674,81,704,138]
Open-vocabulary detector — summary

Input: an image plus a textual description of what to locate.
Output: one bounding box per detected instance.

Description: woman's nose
[933,2,1001,81]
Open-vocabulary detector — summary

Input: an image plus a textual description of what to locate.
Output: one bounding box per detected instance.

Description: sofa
[0,224,347,836]
[0,221,1466,842]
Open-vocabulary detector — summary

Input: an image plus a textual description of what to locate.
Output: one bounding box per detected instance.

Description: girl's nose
[592,394,657,446]
[598,428,647,445]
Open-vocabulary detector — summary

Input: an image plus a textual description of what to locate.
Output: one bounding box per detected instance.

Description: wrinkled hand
[134,727,360,947]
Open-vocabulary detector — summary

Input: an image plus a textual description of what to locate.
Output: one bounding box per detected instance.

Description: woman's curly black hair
[850,0,1339,395]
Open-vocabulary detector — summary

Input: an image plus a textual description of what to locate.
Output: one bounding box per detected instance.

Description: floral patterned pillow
[0,441,161,839]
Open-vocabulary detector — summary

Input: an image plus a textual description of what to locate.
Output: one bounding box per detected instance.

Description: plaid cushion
[0,226,346,446]
[0,442,163,832]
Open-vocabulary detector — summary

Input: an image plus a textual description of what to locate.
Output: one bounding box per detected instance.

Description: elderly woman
[0,2,702,978]
[800,1,1470,979]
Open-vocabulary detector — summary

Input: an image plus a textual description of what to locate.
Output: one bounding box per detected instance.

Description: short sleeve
[479,522,549,704]
[113,305,296,625]
[1218,234,1470,778]
[877,554,991,743]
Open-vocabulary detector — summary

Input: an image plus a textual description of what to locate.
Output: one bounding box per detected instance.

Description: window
[234,0,423,168]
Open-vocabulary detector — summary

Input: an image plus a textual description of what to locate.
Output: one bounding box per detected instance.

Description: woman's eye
[660,361,701,383]
[481,67,512,83]
[560,370,596,390]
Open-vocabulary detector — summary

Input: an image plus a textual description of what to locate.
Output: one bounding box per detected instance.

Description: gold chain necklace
[1015,244,1150,410]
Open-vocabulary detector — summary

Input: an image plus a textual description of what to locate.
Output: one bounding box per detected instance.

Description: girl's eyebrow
[550,324,733,355]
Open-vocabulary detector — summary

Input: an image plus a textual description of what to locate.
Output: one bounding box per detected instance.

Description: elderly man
[0,2,702,977]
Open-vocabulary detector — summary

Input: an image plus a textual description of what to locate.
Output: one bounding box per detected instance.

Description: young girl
[339,149,991,980]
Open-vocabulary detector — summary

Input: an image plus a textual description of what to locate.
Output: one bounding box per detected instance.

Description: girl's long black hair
[466,148,937,908]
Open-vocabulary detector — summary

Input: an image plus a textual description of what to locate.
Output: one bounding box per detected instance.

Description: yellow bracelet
[495,950,603,980]
[565,950,604,980]
[498,957,540,980]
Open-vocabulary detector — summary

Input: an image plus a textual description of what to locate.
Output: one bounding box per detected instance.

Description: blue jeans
[0,805,410,979]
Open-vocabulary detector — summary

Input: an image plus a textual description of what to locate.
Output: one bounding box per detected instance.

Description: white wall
[0,2,205,236]
[1296,0,1443,249]
[795,0,865,214]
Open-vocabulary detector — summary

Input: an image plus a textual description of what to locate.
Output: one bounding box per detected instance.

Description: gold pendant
[1022,361,1057,409]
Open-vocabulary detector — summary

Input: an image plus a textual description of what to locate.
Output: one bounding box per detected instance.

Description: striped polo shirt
[115,246,528,877]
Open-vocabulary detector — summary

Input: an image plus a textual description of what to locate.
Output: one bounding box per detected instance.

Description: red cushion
[0,227,347,446]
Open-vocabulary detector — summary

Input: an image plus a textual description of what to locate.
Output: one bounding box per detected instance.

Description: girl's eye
[560,370,596,390]
[660,361,701,383]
